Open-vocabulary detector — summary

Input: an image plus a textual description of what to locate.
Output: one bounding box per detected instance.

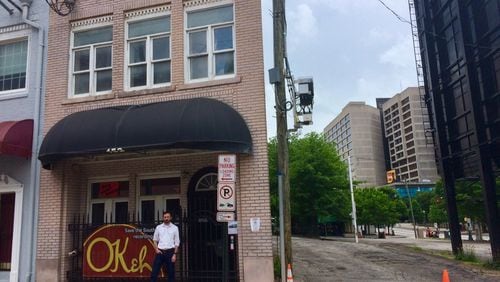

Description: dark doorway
[187,167,238,281]
[0,193,15,271]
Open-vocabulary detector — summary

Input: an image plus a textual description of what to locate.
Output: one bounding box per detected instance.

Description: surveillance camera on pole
[294,77,314,128]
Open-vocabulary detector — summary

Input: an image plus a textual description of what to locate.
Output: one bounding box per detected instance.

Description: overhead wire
[376,0,500,51]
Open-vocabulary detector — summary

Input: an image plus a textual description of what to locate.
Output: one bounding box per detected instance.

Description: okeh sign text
[83,224,157,278]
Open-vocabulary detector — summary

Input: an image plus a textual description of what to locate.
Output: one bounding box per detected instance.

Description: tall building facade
[36,0,272,281]
[0,1,48,281]
[381,87,439,183]
[415,0,500,261]
[324,102,386,187]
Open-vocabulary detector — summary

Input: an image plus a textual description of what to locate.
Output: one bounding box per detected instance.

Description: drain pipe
[20,0,45,281]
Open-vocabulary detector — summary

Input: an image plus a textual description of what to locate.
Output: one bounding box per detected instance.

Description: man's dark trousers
[151,249,175,282]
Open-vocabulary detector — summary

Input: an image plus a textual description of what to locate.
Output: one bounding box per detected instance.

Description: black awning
[39,98,252,169]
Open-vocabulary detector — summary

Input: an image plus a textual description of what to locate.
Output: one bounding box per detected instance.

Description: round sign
[219,185,233,199]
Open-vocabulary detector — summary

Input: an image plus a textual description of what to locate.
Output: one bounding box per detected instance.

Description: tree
[355,188,401,231]
[268,133,351,236]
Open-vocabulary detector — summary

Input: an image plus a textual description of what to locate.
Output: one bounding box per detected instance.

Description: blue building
[0,0,48,281]
[391,182,434,199]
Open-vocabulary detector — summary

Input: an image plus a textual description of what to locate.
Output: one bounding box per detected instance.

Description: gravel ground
[290,236,500,282]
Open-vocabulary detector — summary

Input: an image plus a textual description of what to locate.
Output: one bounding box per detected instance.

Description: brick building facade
[36,0,272,281]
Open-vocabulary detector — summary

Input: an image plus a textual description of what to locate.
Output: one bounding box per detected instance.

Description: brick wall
[37,0,271,281]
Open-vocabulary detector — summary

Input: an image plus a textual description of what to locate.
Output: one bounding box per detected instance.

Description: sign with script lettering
[83,224,159,278]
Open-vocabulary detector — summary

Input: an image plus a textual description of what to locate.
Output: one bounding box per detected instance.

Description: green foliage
[268,133,351,234]
[355,188,401,227]
[273,255,281,279]
[455,246,479,263]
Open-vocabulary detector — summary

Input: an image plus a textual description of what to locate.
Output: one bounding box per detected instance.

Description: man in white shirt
[151,211,180,282]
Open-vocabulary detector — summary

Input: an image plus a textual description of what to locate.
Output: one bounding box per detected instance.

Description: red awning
[0,119,34,158]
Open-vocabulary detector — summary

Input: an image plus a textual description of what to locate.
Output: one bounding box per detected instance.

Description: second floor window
[127,16,171,89]
[186,4,235,81]
[71,26,112,96]
[0,39,28,93]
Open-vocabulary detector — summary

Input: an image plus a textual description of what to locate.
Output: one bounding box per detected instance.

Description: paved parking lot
[290,236,500,282]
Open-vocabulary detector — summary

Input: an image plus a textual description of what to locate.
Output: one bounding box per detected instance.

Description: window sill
[62,93,115,105]
[177,76,241,91]
[0,91,28,101]
[117,85,175,98]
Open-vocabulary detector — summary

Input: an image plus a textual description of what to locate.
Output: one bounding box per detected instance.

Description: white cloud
[306,0,377,14]
[379,35,414,68]
[288,4,318,38]
[369,27,394,41]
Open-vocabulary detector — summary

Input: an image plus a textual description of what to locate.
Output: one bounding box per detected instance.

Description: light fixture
[45,0,75,16]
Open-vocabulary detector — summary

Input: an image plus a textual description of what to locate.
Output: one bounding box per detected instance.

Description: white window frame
[69,23,113,98]
[184,1,236,83]
[87,177,129,224]
[125,12,172,91]
[136,172,181,222]
[0,29,31,100]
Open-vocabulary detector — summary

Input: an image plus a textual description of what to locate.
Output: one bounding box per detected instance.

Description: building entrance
[187,167,238,281]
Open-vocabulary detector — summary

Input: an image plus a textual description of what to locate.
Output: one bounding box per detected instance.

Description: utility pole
[347,156,358,243]
[405,180,418,239]
[272,0,292,277]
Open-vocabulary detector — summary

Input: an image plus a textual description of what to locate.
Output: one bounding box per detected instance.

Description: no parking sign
[217,182,235,211]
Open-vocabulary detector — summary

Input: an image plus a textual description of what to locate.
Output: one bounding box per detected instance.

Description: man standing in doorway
[151,211,180,282]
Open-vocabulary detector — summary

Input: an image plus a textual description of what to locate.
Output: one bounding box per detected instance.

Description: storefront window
[139,177,180,224]
[89,181,129,224]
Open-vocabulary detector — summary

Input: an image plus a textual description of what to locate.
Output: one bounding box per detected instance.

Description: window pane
[214,26,233,50]
[95,46,111,68]
[96,69,112,92]
[74,26,112,47]
[74,49,89,71]
[128,16,171,38]
[166,199,181,222]
[140,178,180,196]
[189,31,207,55]
[215,51,234,75]
[91,181,129,198]
[190,56,208,79]
[115,202,128,224]
[0,40,28,91]
[129,41,146,63]
[141,200,155,224]
[74,73,89,94]
[187,5,233,28]
[91,203,105,225]
[130,65,147,87]
[154,61,171,84]
[153,36,170,60]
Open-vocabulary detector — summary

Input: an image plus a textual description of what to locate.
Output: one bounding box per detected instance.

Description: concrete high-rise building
[324,102,386,187]
[381,87,439,183]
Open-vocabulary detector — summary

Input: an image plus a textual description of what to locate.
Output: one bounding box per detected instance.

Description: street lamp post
[348,156,358,243]
[405,179,418,239]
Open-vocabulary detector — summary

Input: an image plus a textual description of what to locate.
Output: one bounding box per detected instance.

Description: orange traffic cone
[286,264,294,282]
[442,269,450,282]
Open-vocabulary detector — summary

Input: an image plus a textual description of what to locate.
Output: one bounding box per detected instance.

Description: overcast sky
[261,0,418,138]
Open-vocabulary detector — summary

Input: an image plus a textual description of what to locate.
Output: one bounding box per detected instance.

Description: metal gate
[66,167,238,281]
[186,167,238,281]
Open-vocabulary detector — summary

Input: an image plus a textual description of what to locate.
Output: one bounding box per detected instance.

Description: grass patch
[483,261,500,271]
[273,255,281,279]
[455,246,479,263]
[410,246,423,252]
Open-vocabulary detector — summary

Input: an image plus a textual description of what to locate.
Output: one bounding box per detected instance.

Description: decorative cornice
[183,0,228,8]
[125,5,171,19]
[0,24,29,34]
[71,15,113,28]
